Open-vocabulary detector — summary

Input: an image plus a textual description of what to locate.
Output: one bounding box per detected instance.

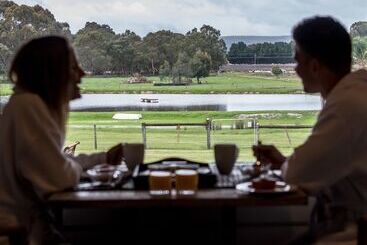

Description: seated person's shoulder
[10,92,46,110]
[6,92,51,121]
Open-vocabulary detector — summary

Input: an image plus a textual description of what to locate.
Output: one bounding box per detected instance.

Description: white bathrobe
[0,89,106,244]
[282,69,367,245]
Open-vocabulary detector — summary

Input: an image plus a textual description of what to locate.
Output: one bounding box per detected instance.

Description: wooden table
[48,188,307,245]
[48,188,307,208]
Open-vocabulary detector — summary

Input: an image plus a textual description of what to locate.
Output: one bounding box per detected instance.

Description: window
[1,0,365,163]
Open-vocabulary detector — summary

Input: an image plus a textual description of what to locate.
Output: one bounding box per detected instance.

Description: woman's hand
[106,143,124,165]
[252,144,286,169]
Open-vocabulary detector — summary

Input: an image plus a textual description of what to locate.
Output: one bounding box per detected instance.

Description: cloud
[13,0,367,36]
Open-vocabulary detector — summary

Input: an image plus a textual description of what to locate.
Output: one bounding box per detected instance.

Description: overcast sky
[13,0,367,36]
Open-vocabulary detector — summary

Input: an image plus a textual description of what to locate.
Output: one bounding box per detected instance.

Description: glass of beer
[149,171,172,196]
[175,169,198,195]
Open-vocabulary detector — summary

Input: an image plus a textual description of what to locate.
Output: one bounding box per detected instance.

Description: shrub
[234,120,245,129]
[272,65,283,77]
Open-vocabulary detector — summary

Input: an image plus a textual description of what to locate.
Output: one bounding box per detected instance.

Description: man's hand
[106,143,124,165]
[252,144,286,169]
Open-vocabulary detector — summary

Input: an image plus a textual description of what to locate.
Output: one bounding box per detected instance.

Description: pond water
[0,93,322,111]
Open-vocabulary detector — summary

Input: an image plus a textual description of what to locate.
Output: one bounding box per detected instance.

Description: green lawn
[66,110,318,162]
[1,72,313,162]
[67,110,317,126]
[1,72,303,95]
[79,73,303,94]
[0,83,12,95]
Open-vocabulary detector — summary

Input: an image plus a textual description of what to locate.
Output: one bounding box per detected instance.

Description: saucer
[236,181,295,194]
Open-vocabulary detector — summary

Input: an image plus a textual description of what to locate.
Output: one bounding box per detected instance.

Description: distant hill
[221,36,292,50]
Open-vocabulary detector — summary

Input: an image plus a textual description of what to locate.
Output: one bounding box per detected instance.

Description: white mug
[214,144,239,175]
[123,143,145,171]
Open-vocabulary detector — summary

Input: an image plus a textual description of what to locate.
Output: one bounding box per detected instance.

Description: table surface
[48,163,308,209]
[48,188,308,208]
[48,181,308,245]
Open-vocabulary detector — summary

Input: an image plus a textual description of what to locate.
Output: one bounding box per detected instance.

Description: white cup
[123,143,145,171]
[214,144,239,175]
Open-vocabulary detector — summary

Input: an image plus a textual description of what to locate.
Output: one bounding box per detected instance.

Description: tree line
[0,1,72,74]
[74,22,225,82]
[0,1,226,81]
[227,22,367,65]
[0,1,366,77]
[227,41,294,64]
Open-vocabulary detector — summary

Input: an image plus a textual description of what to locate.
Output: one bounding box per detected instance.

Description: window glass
[1,0,366,163]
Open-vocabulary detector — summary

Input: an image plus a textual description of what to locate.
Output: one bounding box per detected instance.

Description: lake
[0,93,322,111]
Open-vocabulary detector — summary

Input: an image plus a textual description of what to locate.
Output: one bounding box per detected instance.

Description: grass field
[0,72,313,162]
[0,72,303,95]
[66,110,318,162]
[0,83,11,95]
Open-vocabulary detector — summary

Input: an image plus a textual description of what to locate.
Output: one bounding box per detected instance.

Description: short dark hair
[9,36,71,111]
[292,16,351,76]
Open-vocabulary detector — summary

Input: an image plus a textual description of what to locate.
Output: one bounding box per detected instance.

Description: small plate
[236,181,294,194]
[86,164,128,185]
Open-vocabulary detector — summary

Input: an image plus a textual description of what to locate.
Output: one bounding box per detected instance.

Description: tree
[0,1,71,73]
[184,25,227,71]
[190,50,211,84]
[141,30,184,75]
[159,60,171,81]
[74,22,115,74]
[172,52,191,83]
[0,2,71,50]
[350,21,367,38]
[0,43,12,74]
[352,36,367,66]
[107,30,141,75]
[132,41,151,74]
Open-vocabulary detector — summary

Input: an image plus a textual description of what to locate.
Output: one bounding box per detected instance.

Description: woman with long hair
[0,36,123,244]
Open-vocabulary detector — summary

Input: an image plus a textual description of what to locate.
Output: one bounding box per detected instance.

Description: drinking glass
[214,144,239,175]
[124,143,145,171]
[149,171,172,196]
[175,169,198,195]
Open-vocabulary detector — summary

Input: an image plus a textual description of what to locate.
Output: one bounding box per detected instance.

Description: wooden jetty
[140,98,159,103]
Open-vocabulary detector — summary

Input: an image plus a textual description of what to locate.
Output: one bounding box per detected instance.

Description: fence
[65,121,313,162]
[65,124,142,152]
[141,119,212,149]
[255,124,313,155]
[210,118,257,145]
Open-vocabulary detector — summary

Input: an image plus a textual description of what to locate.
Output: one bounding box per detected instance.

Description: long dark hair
[9,36,71,113]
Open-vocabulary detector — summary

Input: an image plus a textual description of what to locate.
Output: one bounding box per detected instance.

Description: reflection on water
[72,104,227,112]
[70,94,321,111]
[1,93,322,112]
